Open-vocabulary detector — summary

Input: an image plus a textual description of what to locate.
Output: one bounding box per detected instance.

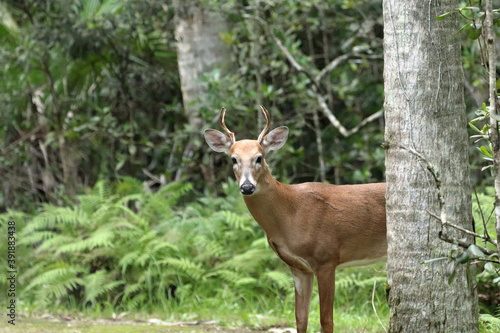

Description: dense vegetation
[0,0,499,331]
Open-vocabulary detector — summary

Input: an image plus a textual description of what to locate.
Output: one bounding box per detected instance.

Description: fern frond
[91,180,116,201]
[36,235,75,253]
[206,269,245,285]
[23,205,88,234]
[119,251,140,273]
[123,282,143,299]
[235,277,258,286]
[264,270,292,291]
[18,231,56,247]
[221,210,254,234]
[479,314,500,330]
[218,246,273,273]
[195,238,229,260]
[24,263,85,306]
[161,257,205,280]
[55,224,115,255]
[83,270,124,304]
[25,264,85,292]
[125,292,147,310]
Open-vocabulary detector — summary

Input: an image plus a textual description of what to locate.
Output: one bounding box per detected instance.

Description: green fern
[480,313,500,332]
[56,224,115,255]
[24,263,85,305]
[83,270,124,304]
[161,257,205,280]
[3,178,390,315]
[264,270,293,292]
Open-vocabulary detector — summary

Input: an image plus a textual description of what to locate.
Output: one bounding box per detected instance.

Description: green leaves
[8,178,293,311]
[470,103,499,169]
[437,5,486,40]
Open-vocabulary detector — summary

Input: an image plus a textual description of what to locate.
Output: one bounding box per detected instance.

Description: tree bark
[173,0,229,181]
[383,0,478,332]
[174,0,228,129]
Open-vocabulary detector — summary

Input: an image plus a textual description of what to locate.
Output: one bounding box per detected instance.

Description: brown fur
[206,127,387,333]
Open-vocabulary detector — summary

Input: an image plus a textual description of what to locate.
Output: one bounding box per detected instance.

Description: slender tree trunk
[383,0,478,332]
[485,0,500,255]
[173,0,229,180]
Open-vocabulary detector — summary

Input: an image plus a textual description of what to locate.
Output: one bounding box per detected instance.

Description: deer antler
[219,107,235,144]
[258,105,271,143]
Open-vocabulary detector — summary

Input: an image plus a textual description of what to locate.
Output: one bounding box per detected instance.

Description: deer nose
[240,181,255,195]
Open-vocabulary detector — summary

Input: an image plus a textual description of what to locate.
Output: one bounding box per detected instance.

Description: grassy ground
[2,316,387,333]
[2,318,258,333]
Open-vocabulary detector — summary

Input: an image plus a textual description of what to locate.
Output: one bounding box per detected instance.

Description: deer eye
[255,156,262,164]
[231,157,238,165]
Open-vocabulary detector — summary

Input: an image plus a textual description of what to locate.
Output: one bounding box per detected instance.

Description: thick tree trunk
[383,1,478,332]
[174,0,228,128]
[173,0,229,181]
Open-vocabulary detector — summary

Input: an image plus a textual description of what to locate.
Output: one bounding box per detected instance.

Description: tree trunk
[174,0,228,127]
[383,0,478,332]
[173,0,229,181]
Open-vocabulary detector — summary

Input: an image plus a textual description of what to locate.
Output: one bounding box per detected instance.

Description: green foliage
[480,313,500,332]
[0,0,181,209]
[0,178,389,330]
[202,0,385,188]
[1,179,278,311]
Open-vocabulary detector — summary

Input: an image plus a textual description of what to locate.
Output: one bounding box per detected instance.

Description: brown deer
[204,106,387,333]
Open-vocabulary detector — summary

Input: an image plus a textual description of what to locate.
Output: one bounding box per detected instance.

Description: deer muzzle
[240,180,256,195]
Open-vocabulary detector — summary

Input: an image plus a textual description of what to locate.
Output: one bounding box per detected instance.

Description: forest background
[0,0,498,332]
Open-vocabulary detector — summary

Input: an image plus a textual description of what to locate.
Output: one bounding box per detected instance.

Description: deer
[204,106,387,333]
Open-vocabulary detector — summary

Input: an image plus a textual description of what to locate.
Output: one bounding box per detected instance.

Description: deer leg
[291,268,313,333]
[316,265,336,333]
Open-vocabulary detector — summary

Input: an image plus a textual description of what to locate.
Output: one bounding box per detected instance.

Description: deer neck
[242,166,293,237]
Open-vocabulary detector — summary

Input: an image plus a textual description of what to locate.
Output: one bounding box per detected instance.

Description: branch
[0,124,45,154]
[389,143,499,250]
[427,210,497,247]
[438,231,496,257]
[316,93,383,137]
[313,52,382,85]
[250,13,383,137]
[314,53,352,84]
[270,33,323,93]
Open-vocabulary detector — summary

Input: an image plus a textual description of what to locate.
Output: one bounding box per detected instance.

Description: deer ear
[262,126,288,154]
[204,129,232,154]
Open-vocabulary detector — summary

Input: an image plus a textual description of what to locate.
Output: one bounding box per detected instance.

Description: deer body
[204,107,387,333]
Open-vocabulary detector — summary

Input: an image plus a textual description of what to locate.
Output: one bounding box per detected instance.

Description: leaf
[455,251,471,264]
[466,244,485,258]
[469,116,485,124]
[481,165,493,172]
[466,23,482,40]
[490,113,500,121]
[469,123,481,133]
[460,6,480,12]
[447,261,457,284]
[484,262,496,274]
[478,146,493,158]
[421,257,448,265]
[436,10,456,21]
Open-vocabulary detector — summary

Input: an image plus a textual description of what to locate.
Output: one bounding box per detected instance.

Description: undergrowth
[0,178,390,331]
[1,180,499,331]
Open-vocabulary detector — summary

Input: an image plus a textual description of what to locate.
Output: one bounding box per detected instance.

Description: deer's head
[204,106,289,195]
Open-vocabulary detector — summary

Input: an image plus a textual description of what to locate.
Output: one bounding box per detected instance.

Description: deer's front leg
[291,268,313,333]
[316,265,336,333]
